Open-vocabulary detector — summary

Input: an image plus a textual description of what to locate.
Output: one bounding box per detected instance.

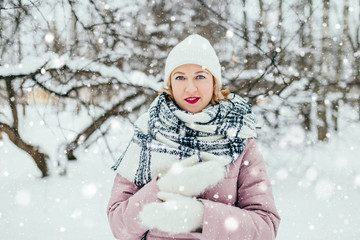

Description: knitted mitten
[157,155,226,197]
[139,192,204,234]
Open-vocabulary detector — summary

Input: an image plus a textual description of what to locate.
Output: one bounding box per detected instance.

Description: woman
[107,34,280,240]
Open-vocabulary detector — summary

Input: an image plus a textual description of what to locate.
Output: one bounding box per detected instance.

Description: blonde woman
[107,34,280,240]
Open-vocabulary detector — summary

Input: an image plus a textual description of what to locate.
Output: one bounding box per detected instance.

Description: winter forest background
[0,0,359,239]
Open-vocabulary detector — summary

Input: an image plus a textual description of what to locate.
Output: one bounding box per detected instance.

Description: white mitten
[157,155,227,197]
[139,192,204,234]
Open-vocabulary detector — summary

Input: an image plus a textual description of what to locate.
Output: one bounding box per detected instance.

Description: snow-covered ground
[0,103,359,240]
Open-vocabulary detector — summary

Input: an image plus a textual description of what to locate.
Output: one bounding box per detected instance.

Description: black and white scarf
[112,92,257,186]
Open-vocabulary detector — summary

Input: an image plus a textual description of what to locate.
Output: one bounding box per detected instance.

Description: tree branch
[5,79,19,131]
[0,121,49,177]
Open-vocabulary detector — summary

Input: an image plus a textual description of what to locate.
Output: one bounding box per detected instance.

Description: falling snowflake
[52,56,65,68]
[224,217,239,231]
[276,168,289,180]
[71,209,82,219]
[226,29,234,38]
[258,182,268,192]
[45,33,54,43]
[164,200,178,211]
[169,162,183,175]
[226,127,237,138]
[82,184,97,199]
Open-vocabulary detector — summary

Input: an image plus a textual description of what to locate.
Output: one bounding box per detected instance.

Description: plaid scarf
[112,93,257,186]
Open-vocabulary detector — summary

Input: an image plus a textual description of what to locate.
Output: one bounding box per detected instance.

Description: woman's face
[170,64,214,113]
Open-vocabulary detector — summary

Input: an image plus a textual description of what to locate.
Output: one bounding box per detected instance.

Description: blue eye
[196,75,205,79]
[175,76,185,80]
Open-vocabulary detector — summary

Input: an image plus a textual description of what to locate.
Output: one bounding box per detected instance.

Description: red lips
[185,97,200,104]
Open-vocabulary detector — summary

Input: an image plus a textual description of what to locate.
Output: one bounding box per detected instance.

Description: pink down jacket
[107,138,281,240]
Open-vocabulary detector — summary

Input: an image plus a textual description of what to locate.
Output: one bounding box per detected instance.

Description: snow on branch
[0,53,162,94]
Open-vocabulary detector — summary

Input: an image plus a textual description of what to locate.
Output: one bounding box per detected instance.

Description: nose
[185,79,197,93]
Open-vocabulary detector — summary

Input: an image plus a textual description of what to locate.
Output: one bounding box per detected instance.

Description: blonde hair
[160,76,230,105]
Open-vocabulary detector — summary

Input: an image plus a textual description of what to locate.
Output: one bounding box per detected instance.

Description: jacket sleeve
[199,138,281,240]
[107,174,160,240]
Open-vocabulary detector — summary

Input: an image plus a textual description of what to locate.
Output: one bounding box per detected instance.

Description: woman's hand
[157,154,227,197]
[139,192,204,234]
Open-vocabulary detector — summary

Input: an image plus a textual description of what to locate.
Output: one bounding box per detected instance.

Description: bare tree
[1,0,360,177]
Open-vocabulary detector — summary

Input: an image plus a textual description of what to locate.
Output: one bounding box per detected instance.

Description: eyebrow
[172,71,210,76]
[172,71,185,76]
[195,71,210,75]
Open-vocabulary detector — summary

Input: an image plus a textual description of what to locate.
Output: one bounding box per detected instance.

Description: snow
[224,217,239,231]
[261,105,360,239]
[1,102,359,239]
[1,0,359,236]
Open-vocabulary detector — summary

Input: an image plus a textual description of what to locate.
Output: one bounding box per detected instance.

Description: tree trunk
[300,102,311,131]
[255,0,264,48]
[316,99,328,141]
[321,0,331,68]
[331,99,339,132]
[316,0,330,141]
[0,0,3,64]
[242,0,249,50]
[331,0,348,132]
[278,0,284,47]
[306,0,315,72]
[0,122,49,177]
[6,79,19,132]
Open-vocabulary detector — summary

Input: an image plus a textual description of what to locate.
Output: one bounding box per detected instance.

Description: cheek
[171,81,183,99]
[201,82,214,97]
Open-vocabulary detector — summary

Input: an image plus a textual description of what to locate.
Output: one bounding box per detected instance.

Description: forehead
[172,64,211,74]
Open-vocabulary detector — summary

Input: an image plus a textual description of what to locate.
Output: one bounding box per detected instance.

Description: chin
[178,101,205,113]
[186,108,202,113]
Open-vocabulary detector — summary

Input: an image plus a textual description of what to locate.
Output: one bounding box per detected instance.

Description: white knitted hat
[163,34,222,88]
